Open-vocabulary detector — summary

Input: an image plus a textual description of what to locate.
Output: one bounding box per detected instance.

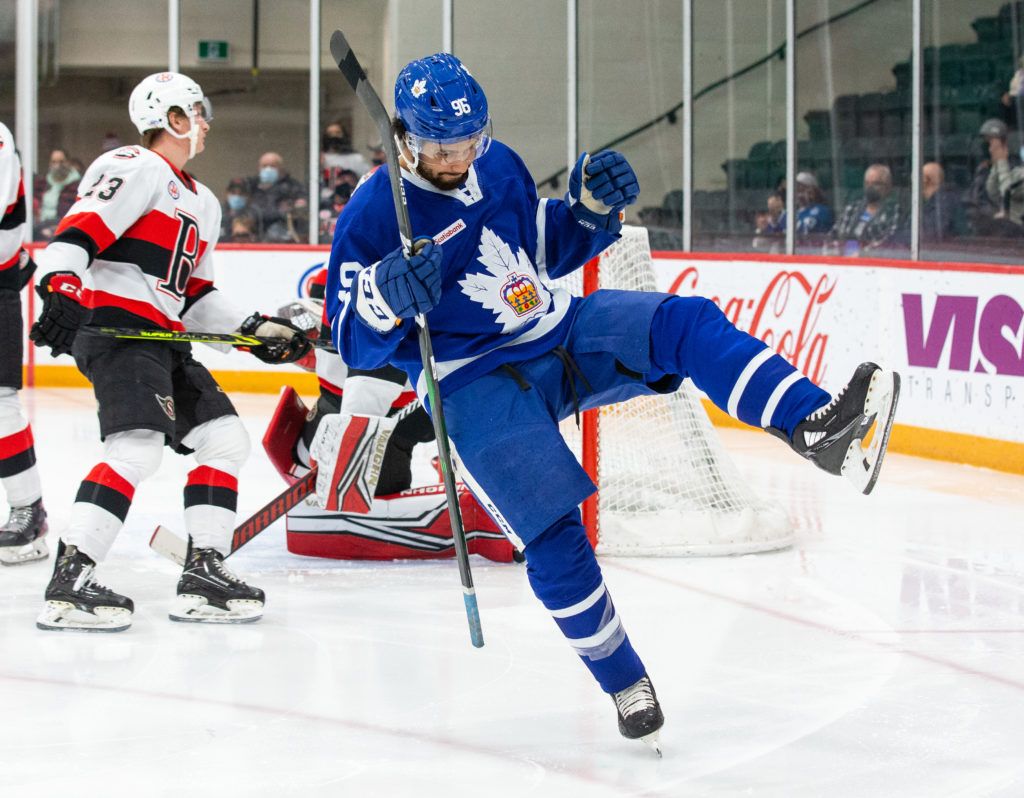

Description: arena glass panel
[577,0,684,251]
[921,0,1023,264]
[692,0,787,254]
[794,0,912,259]
[34,0,166,242]
[453,0,568,198]
[317,1,443,244]
[181,0,310,246]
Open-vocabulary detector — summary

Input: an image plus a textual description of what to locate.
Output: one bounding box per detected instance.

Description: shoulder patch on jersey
[113,146,141,160]
[457,226,549,332]
[168,180,180,200]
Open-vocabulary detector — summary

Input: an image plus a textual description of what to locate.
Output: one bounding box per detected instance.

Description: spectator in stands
[99,131,123,153]
[224,212,259,243]
[222,178,264,240]
[770,172,834,249]
[263,195,309,244]
[753,192,784,252]
[322,120,370,176]
[319,183,353,244]
[827,164,905,256]
[247,152,306,238]
[33,148,80,240]
[920,162,966,243]
[982,118,1024,229]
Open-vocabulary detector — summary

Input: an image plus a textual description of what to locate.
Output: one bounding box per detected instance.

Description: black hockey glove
[30,271,83,358]
[17,249,37,290]
[239,311,312,364]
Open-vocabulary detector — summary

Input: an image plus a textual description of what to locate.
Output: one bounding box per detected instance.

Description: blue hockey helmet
[394,53,491,165]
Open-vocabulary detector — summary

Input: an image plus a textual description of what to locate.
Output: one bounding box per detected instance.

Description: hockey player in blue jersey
[325,53,900,754]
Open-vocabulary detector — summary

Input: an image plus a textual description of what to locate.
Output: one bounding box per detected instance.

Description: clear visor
[404,121,492,165]
[189,97,214,124]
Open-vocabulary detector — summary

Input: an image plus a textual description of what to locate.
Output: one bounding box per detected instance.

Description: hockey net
[554,225,792,556]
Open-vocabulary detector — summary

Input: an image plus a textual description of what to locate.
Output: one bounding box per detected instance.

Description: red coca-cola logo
[669,267,835,384]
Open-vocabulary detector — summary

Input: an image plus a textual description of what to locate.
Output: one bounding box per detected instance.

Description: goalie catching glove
[309,412,399,514]
[355,237,442,332]
[566,150,640,235]
[29,271,83,357]
[238,311,312,364]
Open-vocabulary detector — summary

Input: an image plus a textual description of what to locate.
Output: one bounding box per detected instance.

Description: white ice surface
[2,388,1023,797]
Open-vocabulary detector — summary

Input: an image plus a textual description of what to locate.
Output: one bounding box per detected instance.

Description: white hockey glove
[309,412,399,514]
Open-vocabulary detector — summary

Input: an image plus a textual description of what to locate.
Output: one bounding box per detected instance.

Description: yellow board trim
[701,400,1024,476]
[28,364,320,395]
[25,365,1024,476]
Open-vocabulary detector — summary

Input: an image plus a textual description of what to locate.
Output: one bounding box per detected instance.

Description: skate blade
[0,537,49,566]
[169,594,263,624]
[640,730,663,757]
[840,369,901,495]
[36,602,132,632]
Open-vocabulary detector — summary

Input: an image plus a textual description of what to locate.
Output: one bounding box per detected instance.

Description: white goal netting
[554,226,793,556]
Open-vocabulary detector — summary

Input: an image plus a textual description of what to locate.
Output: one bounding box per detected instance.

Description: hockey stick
[149,400,424,565]
[330,29,484,649]
[81,326,338,352]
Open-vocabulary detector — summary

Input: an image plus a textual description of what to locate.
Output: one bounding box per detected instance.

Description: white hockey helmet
[129,72,212,156]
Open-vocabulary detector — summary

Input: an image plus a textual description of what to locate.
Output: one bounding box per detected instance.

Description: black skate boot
[769,362,900,495]
[37,541,133,632]
[169,541,265,624]
[612,675,664,756]
[0,498,49,565]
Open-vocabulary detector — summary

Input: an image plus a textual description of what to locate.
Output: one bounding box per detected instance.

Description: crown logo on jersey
[411,78,427,98]
[500,273,541,317]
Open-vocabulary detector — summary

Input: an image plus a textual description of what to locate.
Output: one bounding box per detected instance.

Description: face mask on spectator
[260,166,279,185]
[49,162,71,181]
[227,194,247,211]
[863,186,884,204]
[323,135,347,153]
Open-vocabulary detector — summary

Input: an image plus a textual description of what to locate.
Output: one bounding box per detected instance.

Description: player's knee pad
[185,414,251,472]
[0,387,26,434]
[103,429,165,484]
[523,510,602,608]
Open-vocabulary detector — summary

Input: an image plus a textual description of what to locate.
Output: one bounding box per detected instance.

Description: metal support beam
[16,0,37,242]
[168,0,180,72]
[309,0,321,244]
[911,0,922,259]
[785,0,796,255]
[682,0,693,251]
[567,0,577,176]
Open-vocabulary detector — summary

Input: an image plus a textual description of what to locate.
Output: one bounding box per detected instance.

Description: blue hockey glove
[566,150,640,235]
[355,237,442,332]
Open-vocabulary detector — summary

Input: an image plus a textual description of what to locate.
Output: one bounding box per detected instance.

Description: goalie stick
[81,326,338,352]
[330,29,484,649]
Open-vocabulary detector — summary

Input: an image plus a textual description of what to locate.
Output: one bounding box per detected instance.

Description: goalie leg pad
[262,386,311,485]
[285,484,517,562]
[310,412,398,513]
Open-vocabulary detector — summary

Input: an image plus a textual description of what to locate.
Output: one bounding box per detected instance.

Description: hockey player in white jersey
[29,72,311,631]
[0,122,48,566]
[326,54,900,753]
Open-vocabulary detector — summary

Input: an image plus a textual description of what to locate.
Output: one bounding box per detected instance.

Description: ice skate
[0,498,49,565]
[771,362,900,495]
[37,541,133,632]
[169,541,264,624]
[612,675,664,756]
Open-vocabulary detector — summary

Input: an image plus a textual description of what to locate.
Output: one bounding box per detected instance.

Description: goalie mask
[394,53,491,169]
[129,72,213,159]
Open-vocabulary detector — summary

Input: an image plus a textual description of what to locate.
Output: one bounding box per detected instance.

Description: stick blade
[150,525,187,566]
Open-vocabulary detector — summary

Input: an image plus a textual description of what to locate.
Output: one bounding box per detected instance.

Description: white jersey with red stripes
[36,145,223,331]
[0,122,27,285]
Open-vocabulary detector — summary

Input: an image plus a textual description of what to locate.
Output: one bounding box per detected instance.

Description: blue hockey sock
[523,510,646,694]
[649,296,830,436]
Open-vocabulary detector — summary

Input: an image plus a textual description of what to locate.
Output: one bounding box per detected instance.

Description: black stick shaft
[330,29,483,648]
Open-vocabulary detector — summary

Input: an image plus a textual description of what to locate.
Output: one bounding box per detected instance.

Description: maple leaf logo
[411,78,427,98]
[458,227,550,333]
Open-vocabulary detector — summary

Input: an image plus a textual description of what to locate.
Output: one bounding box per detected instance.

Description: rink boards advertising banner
[20,245,1024,471]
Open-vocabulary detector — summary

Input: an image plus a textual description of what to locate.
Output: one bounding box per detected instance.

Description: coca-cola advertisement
[650,255,1023,448]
